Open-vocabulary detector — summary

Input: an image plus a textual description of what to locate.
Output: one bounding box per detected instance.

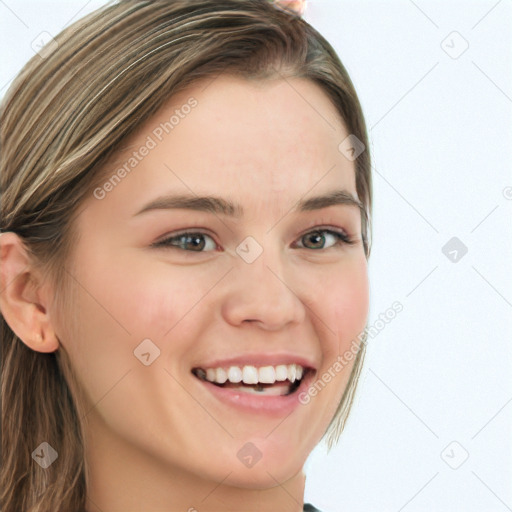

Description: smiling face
[54,74,369,508]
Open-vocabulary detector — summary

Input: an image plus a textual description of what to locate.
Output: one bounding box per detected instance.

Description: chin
[221,464,304,490]
[217,441,307,489]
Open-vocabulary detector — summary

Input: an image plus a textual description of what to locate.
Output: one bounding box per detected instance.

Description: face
[53,75,369,497]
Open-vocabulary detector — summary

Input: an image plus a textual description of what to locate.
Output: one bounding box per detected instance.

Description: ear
[0,232,59,353]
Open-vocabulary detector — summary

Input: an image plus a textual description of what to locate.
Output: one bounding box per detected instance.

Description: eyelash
[151,227,356,252]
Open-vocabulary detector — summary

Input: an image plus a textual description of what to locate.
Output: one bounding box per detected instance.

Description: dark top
[303,504,322,512]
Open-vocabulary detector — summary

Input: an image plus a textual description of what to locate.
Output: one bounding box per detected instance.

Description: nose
[221,249,306,331]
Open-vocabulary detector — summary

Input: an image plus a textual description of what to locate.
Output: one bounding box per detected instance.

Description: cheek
[73,245,202,337]
[324,257,369,352]
[69,251,223,383]
[58,257,219,441]
[113,259,220,340]
[294,258,368,441]
[57,252,185,402]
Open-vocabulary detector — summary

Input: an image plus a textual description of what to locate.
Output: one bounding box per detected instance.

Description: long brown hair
[0,1,372,510]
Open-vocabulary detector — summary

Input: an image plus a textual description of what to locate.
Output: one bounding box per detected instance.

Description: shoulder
[303,503,323,512]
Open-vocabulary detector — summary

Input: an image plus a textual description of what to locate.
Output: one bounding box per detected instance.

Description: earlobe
[0,232,59,353]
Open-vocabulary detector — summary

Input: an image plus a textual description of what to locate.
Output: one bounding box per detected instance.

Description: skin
[0,75,369,512]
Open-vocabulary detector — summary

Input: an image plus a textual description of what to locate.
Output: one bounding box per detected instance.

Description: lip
[192,367,316,417]
[191,353,317,371]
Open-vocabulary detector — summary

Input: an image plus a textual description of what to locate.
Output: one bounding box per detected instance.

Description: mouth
[191,364,314,397]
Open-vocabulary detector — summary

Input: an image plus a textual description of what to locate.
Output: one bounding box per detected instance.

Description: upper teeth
[200,364,304,385]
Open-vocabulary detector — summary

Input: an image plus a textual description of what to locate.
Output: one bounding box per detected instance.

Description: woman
[0,1,372,510]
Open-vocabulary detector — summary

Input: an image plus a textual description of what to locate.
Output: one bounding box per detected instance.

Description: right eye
[151,231,218,252]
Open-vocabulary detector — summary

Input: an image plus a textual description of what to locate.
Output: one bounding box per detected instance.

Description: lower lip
[194,370,315,417]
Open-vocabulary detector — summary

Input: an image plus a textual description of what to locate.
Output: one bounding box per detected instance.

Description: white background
[1,1,511,511]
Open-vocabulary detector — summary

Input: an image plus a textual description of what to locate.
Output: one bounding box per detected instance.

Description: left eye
[294,229,355,250]
[151,228,355,252]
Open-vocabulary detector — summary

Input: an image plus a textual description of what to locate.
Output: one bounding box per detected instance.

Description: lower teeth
[229,382,292,396]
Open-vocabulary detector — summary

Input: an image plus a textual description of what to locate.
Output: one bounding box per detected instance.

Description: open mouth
[191,366,313,397]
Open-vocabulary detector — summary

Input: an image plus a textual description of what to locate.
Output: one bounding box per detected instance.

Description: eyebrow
[133,189,365,218]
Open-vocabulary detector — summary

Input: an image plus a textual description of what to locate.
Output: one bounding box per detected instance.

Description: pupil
[307,232,324,249]
[184,235,204,251]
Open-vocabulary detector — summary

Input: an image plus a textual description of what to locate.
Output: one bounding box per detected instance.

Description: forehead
[88,74,358,220]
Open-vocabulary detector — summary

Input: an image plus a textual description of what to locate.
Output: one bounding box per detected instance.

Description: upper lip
[192,353,318,371]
